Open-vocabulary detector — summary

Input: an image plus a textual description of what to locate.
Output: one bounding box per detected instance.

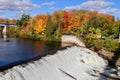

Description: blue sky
[0,0,120,19]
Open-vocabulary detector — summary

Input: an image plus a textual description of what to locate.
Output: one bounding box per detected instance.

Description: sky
[0,0,120,19]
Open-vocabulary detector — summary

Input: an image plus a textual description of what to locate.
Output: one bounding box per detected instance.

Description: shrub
[104,37,119,51]
[86,38,94,48]
[85,33,97,48]
[111,39,119,52]
[94,39,104,50]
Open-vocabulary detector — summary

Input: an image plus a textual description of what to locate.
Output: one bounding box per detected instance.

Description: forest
[0,10,120,52]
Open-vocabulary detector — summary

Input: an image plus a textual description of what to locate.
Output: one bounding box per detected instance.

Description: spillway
[0,46,108,80]
[62,35,85,47]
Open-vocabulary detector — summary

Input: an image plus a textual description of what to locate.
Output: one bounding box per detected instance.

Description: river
[0,37,61,70]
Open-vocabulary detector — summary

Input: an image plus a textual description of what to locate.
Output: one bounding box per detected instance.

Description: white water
[0,46,107,80]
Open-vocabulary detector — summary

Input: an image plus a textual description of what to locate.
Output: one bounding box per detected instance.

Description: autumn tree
[62,11,69,30]
[33,14,47,35]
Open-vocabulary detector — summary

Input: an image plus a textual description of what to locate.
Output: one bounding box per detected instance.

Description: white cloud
[41,1,55,6]
[80,0,113,10]
[0,0,39,19]
[0,0,39,11]
[64,0,120,15]
[9,10,25,19]
[100,7,120,14]
[0,0,56,19]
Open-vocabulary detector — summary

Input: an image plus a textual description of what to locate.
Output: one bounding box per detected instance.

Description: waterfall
[0,46,107,80]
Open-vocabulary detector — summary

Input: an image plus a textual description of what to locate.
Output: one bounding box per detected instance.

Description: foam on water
[0,46,107,80]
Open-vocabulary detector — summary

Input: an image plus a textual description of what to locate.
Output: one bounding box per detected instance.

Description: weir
[62,35,85,47]
[0,46,108,80]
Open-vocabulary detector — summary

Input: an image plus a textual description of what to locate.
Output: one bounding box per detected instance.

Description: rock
[117,72,120,77]
[97,49,114,60]
[97,49,120,67]
[101,73,120,79]
[117,67,120,70]
[110,69,117,73]
[109,74,119,79]
[116,58,120,66]
[117,67,120,77]
[100,67,120,80]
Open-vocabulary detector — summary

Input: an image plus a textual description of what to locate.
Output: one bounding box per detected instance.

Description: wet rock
[101,72,120,79]
[97,48,120,67]
[117,67,120,77]
[97,49,114,60]
[116,58,120,66]
[110,69,117,73]
[100,67,120,80]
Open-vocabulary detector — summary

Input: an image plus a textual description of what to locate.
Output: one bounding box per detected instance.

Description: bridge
[0,23,16,34]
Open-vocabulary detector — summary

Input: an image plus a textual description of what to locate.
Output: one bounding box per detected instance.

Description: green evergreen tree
[16,13,30,27]
[45,15,56,38]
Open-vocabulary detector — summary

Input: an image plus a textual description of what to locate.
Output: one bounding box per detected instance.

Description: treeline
[9,10,120,51]
[12,13,61,41]
[0,18,16,24]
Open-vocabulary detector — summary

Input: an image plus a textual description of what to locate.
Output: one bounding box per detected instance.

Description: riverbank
[89,46,120,67]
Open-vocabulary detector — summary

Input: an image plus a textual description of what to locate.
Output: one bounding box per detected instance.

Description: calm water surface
[0,37,61,70]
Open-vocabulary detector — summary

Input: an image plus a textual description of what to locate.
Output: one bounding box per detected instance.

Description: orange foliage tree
[33,14,47,35]
[62,11,69,30]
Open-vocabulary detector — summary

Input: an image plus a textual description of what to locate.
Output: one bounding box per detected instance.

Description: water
[0,46,108,80]
[0,37,61,70]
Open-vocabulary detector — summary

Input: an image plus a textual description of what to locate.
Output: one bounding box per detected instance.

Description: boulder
[116,58,120,66]
[97,49,114,60]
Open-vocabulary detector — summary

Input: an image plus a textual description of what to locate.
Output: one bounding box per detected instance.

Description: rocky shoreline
[97,49,120,66]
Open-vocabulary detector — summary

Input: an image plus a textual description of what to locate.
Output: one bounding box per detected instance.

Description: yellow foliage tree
[33,14,47,34]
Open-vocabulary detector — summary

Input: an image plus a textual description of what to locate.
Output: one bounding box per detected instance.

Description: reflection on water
[0,37,61,69]
[0,33,10,42]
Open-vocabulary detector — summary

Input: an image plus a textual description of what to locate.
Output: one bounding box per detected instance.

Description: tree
[62,11,69,30]
[45,15,56,38]
[51,11,63,39]
[118,19,120,43]
[16,13,30,27]
[33,14,47,35]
